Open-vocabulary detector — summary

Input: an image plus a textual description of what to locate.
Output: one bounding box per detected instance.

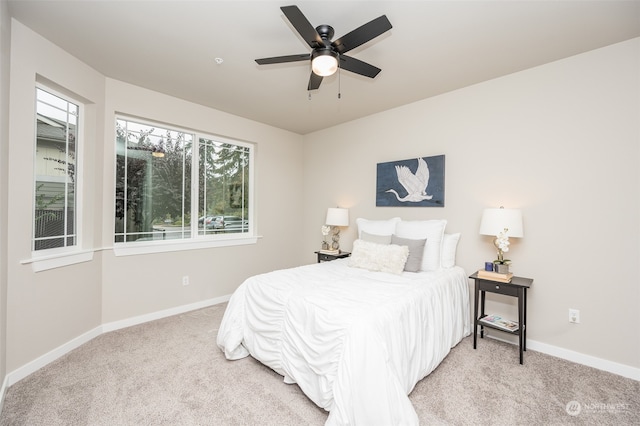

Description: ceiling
[8,1,640,135]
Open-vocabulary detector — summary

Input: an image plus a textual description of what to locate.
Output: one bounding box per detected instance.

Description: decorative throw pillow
[349,239,409,275]
[395,220,447,271]
[361,231,392,245]
[391,235,427,272]
[441,233,461,268]
[356,217,401,239]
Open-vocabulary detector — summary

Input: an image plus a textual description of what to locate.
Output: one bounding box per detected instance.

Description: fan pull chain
[338,59,342,99]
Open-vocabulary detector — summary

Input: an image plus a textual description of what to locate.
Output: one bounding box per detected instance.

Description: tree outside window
[115,118,252,244]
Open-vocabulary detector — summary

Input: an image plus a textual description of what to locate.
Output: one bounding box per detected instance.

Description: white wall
[100,79,305,323]
[6,19,105,374]
[3,17,638,386]
[0,0,12,390]
[5,21,306,375]
[302,38,640,371]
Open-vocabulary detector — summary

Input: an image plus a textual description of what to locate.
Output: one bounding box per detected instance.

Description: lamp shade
[479,208,523,238]
[325,207,349,227]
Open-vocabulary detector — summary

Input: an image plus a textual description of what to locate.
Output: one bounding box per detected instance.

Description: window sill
[21,250,95,273]
[20,236,260,270]
[113,235,260,257]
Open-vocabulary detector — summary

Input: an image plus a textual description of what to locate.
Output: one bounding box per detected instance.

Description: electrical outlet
[569,308,580,324]
[182,276,190,286]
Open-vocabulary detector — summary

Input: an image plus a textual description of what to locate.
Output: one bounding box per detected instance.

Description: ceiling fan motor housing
[315,24,335,43]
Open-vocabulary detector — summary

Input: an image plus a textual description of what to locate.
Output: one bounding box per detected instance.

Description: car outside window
[114,117,253,249]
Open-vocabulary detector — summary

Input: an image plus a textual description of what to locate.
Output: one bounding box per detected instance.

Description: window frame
[31,83,86,267]
[113,116,257,257]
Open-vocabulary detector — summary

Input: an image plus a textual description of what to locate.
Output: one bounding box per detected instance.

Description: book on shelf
[479,314,519,332]
[477,269,514,282]
[320,249,340,255]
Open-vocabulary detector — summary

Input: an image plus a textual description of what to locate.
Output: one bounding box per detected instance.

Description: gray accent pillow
[391,235,427,272]
[361,231,392,245]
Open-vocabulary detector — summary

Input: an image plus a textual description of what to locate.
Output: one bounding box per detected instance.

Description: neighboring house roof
[37,114,69,144]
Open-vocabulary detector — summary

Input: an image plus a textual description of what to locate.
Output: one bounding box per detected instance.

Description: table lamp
[479,207,523,273]
[324,207,349,253]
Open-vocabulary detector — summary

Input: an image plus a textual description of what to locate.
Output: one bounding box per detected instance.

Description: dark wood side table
[469,271,533,364]
[315,251,351,263]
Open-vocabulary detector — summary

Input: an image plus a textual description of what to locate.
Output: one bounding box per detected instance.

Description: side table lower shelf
[478,314,520,334]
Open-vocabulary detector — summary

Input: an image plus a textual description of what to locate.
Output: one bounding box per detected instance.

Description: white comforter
[217,259,470,425]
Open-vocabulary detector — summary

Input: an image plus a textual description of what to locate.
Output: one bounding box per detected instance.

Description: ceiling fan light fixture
[311,49,338,77]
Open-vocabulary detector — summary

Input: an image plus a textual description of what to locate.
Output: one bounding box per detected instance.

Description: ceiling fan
[255,5,392,91]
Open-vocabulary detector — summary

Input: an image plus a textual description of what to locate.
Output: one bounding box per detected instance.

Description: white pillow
[361,231,392,245]
[395,220,447,271]
[356,217,401,239]
[441,233,461,268]
[349,239,409,275]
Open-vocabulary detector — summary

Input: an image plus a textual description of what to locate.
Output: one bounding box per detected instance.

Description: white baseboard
[527,339,640,381]
[102,294,231,333]
[6,325,102,387]
[0,372,8,416]
[5,295,232,388]
[483,332,640,381]
[5,296,637,394]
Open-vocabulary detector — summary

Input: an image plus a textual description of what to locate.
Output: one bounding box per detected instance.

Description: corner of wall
[0,0,12,412]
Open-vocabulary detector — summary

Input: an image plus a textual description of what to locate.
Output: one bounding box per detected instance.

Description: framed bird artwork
[376,155,445,207]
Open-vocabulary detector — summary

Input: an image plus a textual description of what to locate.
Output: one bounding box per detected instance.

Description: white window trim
[21,249,94,273]
[31,83,85,270]
[114,116,257,254]
[20,233,261,269]
[113,234,260,257]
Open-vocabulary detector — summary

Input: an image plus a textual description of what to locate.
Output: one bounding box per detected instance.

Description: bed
[217,218,470,425]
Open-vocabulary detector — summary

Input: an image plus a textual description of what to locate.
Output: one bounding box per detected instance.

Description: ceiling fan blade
[255,54,310,65]
[308,72,323,90]
[281,5,323,49]
[339,55,381,78]
[332,15,392,54]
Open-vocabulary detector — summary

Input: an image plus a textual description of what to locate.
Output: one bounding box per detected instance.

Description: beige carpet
[1,303,638,425]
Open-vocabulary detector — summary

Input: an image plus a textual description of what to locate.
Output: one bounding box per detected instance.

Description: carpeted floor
[1,303,638,425]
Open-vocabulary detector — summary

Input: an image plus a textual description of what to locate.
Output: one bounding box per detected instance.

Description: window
[115,118,253,247]
[198,137,250,236]
[33,87,80,251]
[115,119,193,242]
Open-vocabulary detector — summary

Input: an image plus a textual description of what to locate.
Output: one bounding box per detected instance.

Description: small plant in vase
[493,230,511,274]
[321,225,331,251]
